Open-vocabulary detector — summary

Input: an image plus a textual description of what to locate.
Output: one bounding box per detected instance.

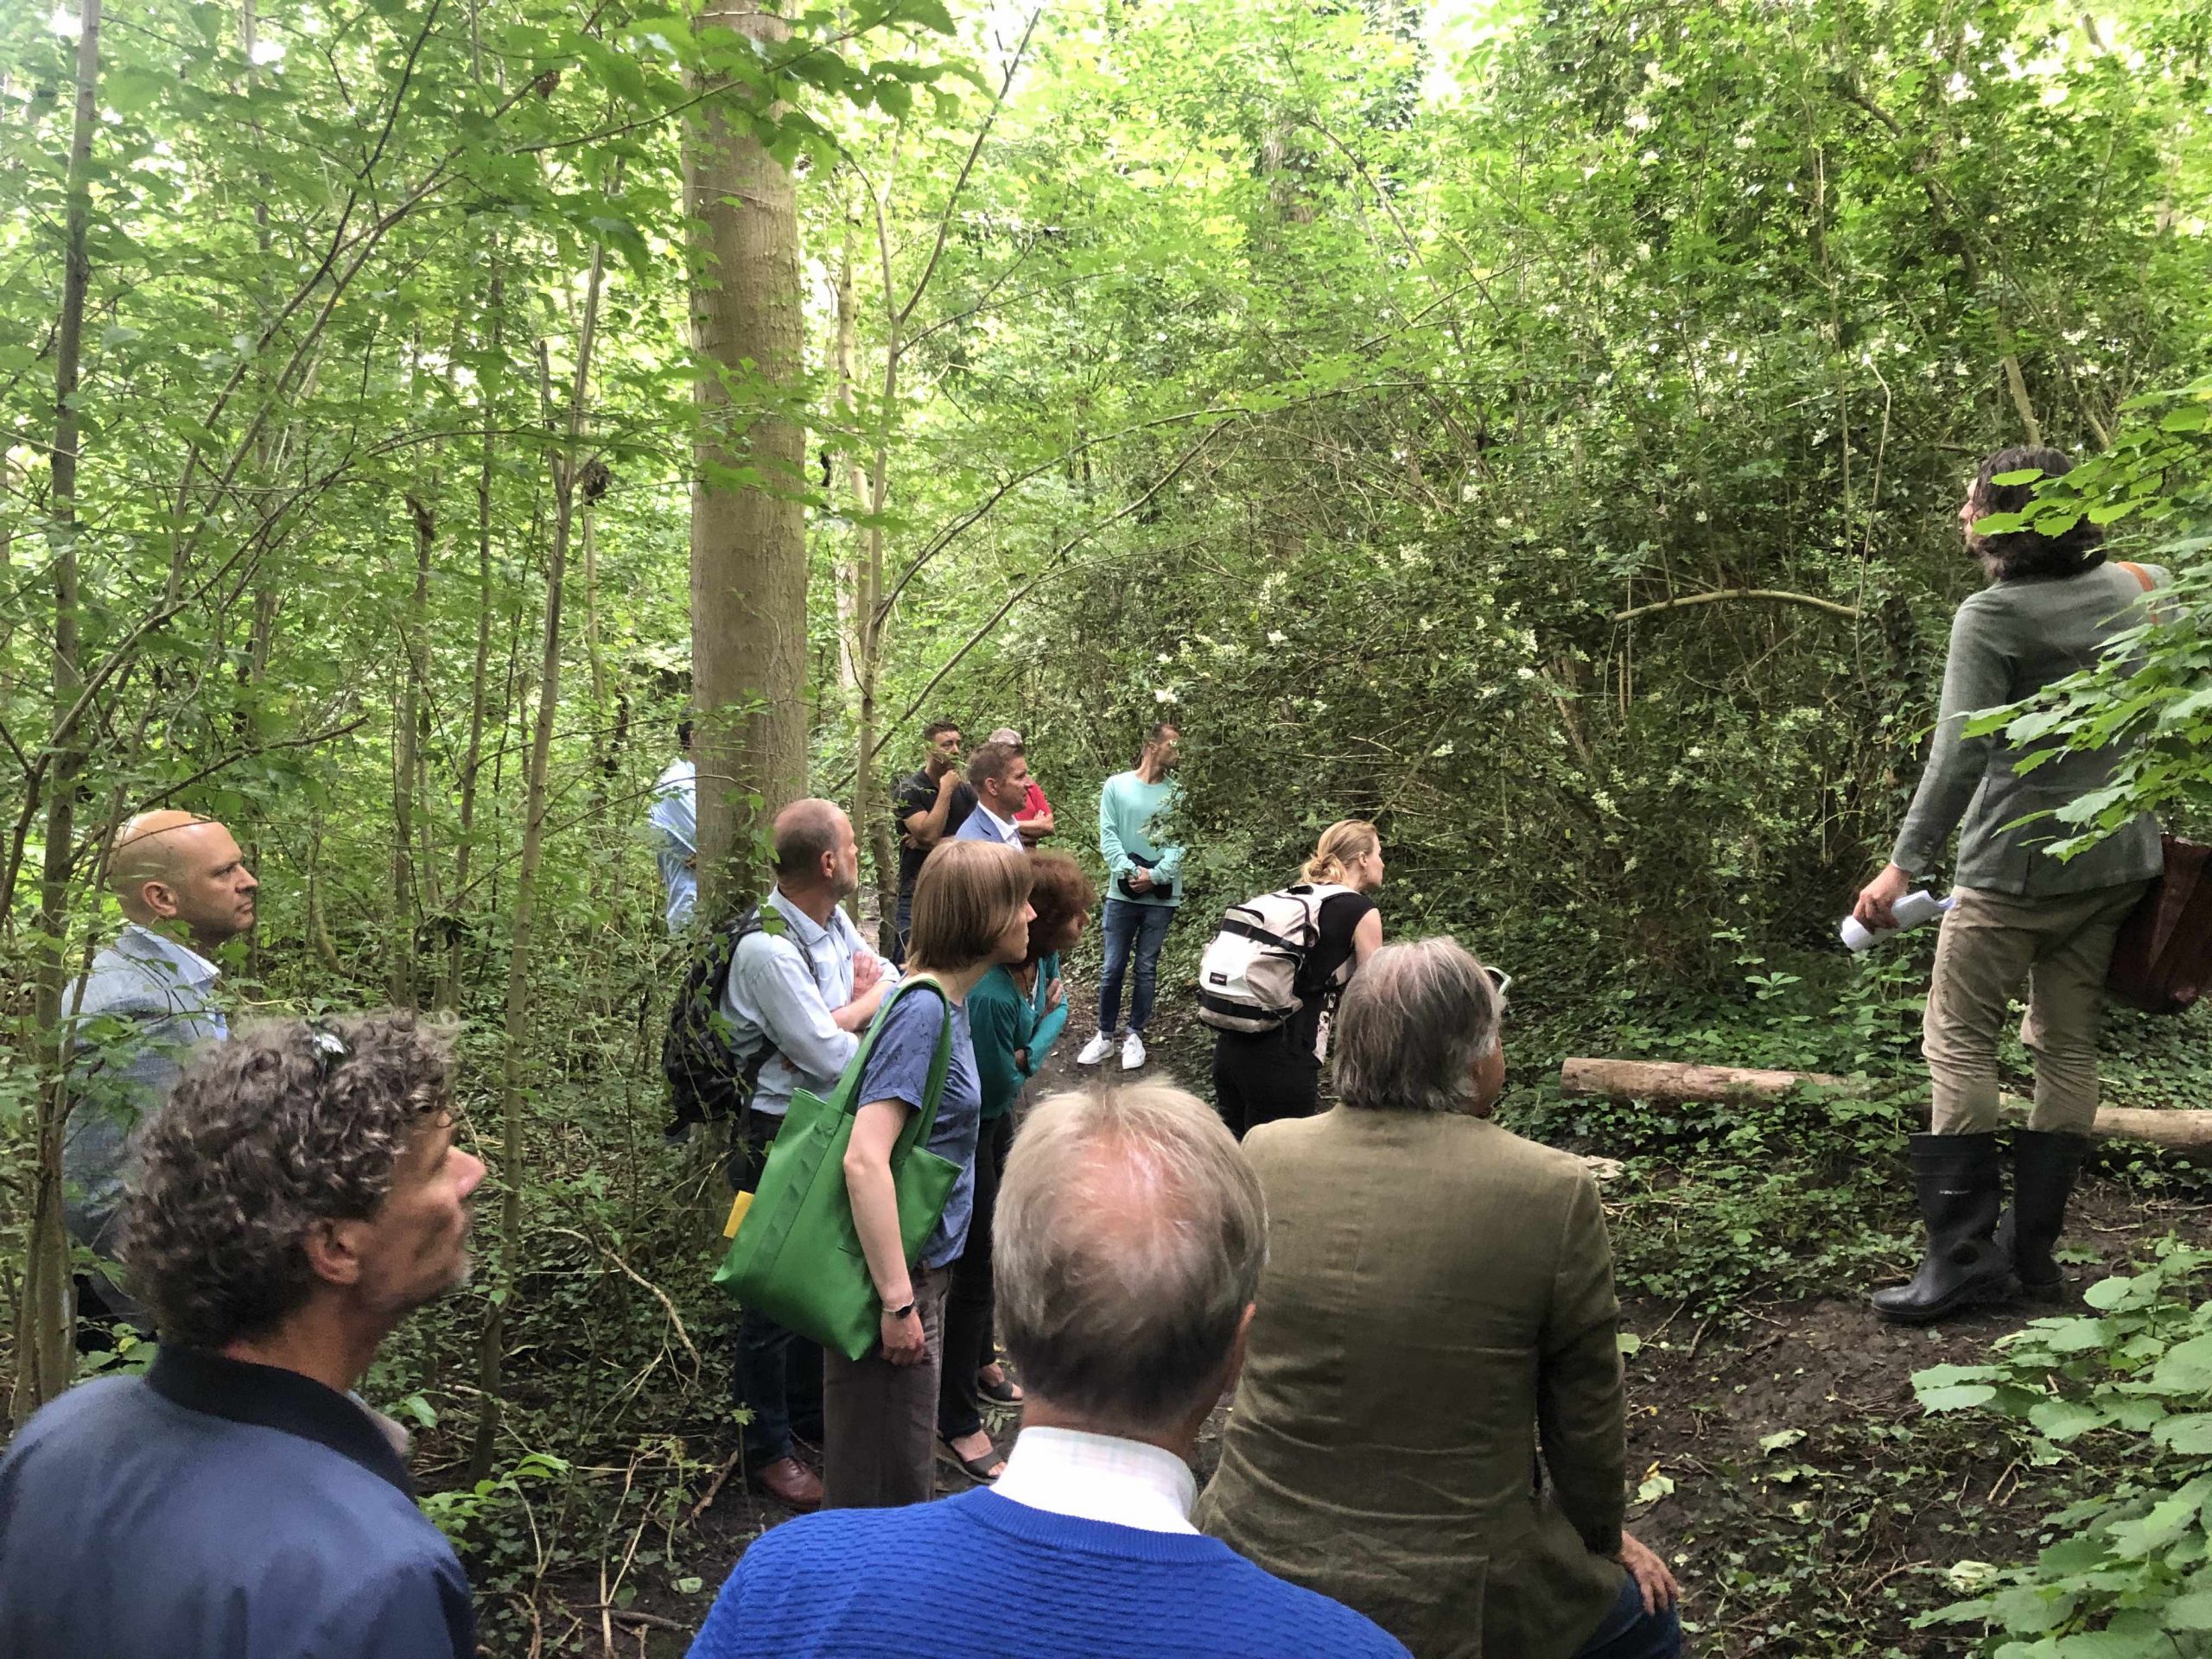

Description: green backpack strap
[834,977,957,1169]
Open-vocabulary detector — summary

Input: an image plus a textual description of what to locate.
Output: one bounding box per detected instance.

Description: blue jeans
[1097,899,1174,1036]
[1573,1570,1682,1659]
[893,887,913,967]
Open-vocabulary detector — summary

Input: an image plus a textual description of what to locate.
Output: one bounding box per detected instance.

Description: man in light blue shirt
[952,740,1033,849]
[715,798,896,1510]
[648,721,698,935]
[64,811,257,1317]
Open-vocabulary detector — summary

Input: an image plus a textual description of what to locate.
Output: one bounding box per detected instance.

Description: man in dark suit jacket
[0,1014,483,1659]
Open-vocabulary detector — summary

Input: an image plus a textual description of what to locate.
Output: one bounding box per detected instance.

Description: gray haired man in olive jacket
[1855,445,2164,1325]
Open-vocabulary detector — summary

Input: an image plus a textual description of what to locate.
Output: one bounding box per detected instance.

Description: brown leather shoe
[751,1454,823,1512]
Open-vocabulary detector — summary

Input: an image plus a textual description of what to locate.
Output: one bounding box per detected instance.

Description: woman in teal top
[938,851,1096,1477]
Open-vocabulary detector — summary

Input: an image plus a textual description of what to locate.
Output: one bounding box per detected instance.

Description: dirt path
[1621,1183,2212,1654]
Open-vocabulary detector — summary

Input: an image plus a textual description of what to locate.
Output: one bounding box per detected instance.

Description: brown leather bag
[2101,563,2209,1014]
[2107,836,2212,1014]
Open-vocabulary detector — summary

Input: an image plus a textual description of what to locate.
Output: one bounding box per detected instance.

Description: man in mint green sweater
[1078,723,1185,1072]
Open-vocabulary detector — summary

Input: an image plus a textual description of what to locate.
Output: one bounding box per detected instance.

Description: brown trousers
[1923,880,2151,1135]
[822,1264,950,1509]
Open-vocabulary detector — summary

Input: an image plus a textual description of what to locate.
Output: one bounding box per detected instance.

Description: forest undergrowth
[6,0,2212,1651]
[76,922,2187,1659]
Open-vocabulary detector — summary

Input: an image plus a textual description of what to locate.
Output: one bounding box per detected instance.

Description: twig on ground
[585,1607,686,1631]
[1687,1312,1721,1362]
[685,1450,746,1527]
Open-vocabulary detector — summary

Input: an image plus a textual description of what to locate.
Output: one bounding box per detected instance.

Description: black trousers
[1212,1027,1322,1141]
[728,1106,824,1468]
[938,1110,1015,1442]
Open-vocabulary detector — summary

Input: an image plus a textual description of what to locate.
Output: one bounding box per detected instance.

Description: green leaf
[2152,1334,2212,1392]
[2029,1399,2109,1442]
[1992,468,2048,486]
[2154,1414,2212,1454]
[1921,1383,1999,1411]
[2055,1630,2184,1657]
[2036,1319,2112,1354]
[1990,1585,2071,1634]
[2159,404,2209,433]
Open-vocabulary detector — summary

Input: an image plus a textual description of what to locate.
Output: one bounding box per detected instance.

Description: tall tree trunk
[391,491,432,1007]
[14,0,101,1426]
[444,257,503,1013]
[470,238,608,1480]
[684,1,810,917]
[834,218,893,936]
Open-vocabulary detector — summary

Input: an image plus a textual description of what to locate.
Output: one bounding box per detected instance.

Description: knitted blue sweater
[685,1489,1409,1658]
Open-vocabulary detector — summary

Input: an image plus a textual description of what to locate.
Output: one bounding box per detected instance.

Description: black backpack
[662,905,818,1131]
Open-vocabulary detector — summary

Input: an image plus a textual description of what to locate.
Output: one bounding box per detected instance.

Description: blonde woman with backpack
[1210,821,1385,1139]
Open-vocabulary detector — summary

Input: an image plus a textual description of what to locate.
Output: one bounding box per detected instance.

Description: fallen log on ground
[1559,1058,1850,1103]
[1559,1058,2212,1153]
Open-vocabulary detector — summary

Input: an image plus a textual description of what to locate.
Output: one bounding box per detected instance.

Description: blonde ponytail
[1300,819,1379,887]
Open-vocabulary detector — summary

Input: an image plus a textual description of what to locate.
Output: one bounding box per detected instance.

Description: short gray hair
[995,1084,1266,1433]
[772,798,844,878]
[123,1013,455,1349]
[1332,938,1502,1114]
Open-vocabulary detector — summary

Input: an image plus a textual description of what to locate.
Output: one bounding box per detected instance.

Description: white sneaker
[1076,1032,1116,1066]
[1121,1032,1147,1071]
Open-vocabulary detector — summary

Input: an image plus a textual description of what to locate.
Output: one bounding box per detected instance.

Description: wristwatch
[885,1298,917,1321]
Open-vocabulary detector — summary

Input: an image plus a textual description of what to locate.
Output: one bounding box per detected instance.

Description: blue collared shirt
[0,1347,474,1659]
[953,802,1026,847]
[720,889,897,1116]
[62,924,228,1255]
[648,758,698,934]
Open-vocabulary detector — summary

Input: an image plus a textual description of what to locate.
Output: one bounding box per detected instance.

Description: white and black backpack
[1195,884,1355,1035]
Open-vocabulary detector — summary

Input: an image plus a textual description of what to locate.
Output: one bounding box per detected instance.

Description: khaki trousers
[1923,880,2151,1135]
[821,1264,950,1509]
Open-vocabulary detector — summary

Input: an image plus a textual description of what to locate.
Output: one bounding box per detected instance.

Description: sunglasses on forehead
[1483,964,1512,1003]
[307,1024,352,1078]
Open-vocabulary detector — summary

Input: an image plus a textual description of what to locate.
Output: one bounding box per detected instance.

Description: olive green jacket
[1892,560,2167,896]
[1195,1109,1628,1659]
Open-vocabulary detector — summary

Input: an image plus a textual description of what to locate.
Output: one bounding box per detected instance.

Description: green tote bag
[713,977,961,1362]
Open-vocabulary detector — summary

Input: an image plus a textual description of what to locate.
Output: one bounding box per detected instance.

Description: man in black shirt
[892,719,976,962]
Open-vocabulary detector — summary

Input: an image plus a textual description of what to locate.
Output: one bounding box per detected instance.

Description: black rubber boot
[1872,1133,2012,1325]
[1998,1129,2090,1303]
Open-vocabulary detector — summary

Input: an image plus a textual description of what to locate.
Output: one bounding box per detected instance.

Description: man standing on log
[1854,447,2166,1324]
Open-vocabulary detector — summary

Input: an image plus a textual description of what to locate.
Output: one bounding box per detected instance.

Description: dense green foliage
[3,0,2210,1650]
[1916,1243,2212,1655]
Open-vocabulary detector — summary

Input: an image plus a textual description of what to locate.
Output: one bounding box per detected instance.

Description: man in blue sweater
[685,1081,1408,1659]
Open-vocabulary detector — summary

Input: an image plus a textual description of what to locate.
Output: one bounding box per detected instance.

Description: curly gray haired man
[0,1013,484,1659]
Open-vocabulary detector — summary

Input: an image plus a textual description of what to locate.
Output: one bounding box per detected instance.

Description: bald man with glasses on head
[63,810,259,1279]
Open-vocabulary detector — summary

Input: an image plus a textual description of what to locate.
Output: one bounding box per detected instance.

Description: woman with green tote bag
[828,839,1034,1508]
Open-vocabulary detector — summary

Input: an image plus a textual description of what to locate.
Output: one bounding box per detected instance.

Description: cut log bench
[1558,1058,2212,1154]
